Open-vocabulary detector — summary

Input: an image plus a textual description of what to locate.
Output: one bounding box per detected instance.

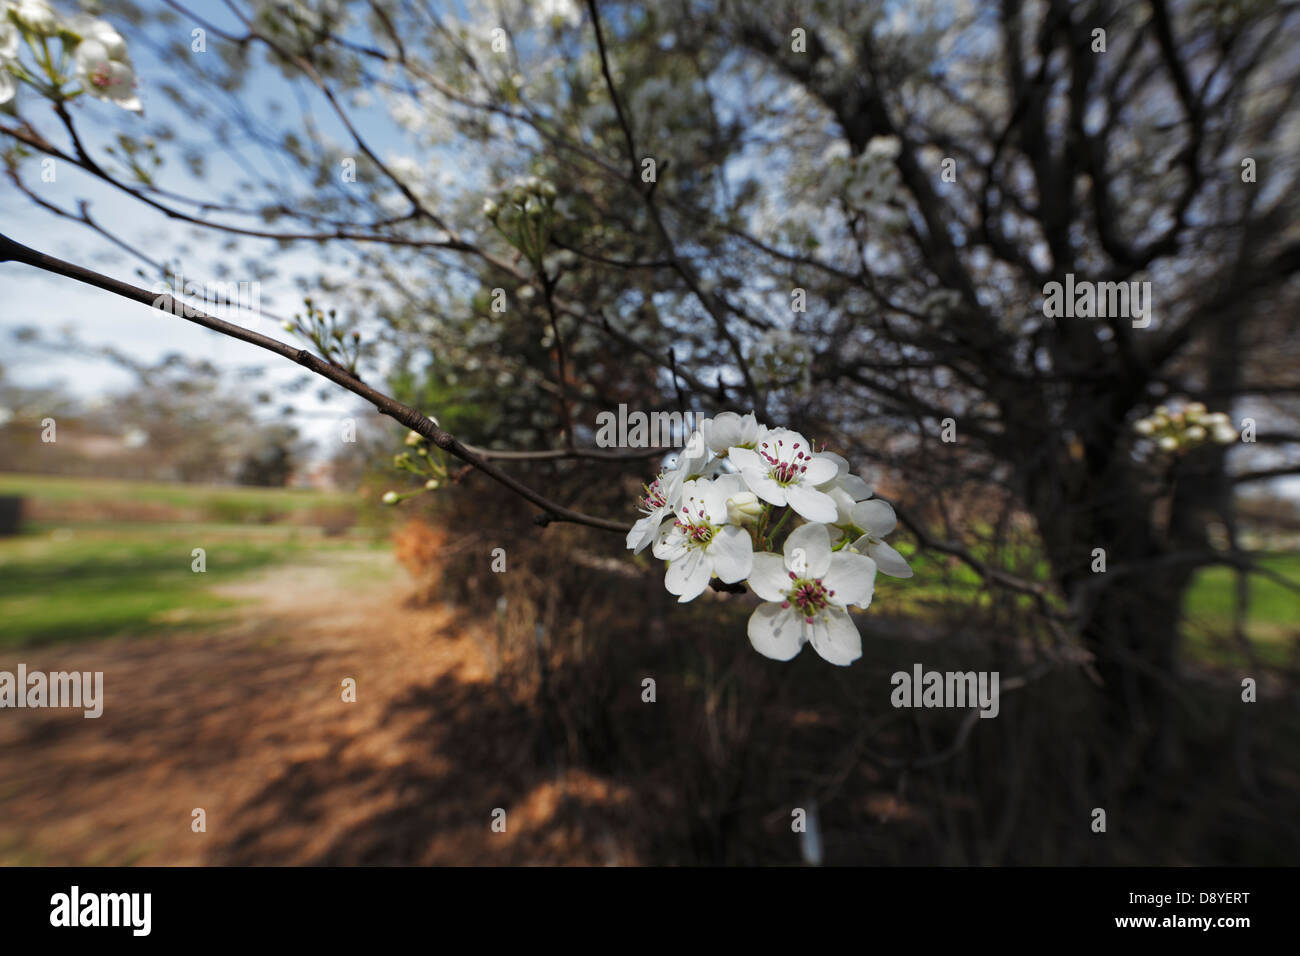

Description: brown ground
[0,552,637,865]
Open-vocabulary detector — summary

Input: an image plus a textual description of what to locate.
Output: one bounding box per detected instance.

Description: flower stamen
[785,575,832,622]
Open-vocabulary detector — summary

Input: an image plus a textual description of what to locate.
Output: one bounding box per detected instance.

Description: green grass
[874,540,1298,667]
[0,471,356,524]
[1182,553,1300,667]
[0,523,379,648]
[872,542,1055,616]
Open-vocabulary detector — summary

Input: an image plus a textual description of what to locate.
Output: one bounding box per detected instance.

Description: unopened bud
[726,492,763,525]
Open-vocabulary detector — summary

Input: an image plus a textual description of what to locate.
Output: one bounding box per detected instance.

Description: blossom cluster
[381,428,449,505]
[626,411,912,666]
[1134,402,1237,453]
[1,1,140,111]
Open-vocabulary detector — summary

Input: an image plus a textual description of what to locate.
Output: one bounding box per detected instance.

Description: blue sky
[0,0,416,454]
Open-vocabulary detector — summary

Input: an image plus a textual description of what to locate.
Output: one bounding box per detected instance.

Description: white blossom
[0,18,18,61]
[73,30,141,112]
[623,411,914,665]
[745,523,876,666]
[625,470,678,554]
[11,0,61,36]
[729,428,838,522]
[699,410,765,456]
[652,476,754,602]
[847,499,913,578]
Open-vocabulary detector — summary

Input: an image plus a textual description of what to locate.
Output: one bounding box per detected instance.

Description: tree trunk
[1023,446,1197,777]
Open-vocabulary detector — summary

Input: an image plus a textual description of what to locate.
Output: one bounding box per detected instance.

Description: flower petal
[783,522,832,577]
[837,473,873,501]
[852,498,897,538]
[665,548,712,602]
[747,552,789,602]
[626,513,664,553]
[747,603,806,661]
[708,525,754,583]
[807,609,862,666]
[802,455,839,487]
[816,451,850,485]
[743,470,787,506]
[703,411,743,453]
[727,446,763,472]
[865,539,913,578]
[784,483,838,523]
[705,473,747,520]
[652,527,685,561]
[823,551,877,608]
[828,486,858,525]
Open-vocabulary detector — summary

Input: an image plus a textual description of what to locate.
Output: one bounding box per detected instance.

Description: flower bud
[1186,425,1206,442]
[381,491,400,505]
[404,430,423,446]
[14,0,60,35]
[524,197,543,218]
[482,198,499,219]
[1158,436,1178,452]
[1134,419,1155,436]
[424,479,440,490]
[1212,424,1238,444]
[726,492,763,524]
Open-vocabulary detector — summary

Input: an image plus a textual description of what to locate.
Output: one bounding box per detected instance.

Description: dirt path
[0,551,634,865]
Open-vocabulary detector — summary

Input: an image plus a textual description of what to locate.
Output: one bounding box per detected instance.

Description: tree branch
[0,232,629,534]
